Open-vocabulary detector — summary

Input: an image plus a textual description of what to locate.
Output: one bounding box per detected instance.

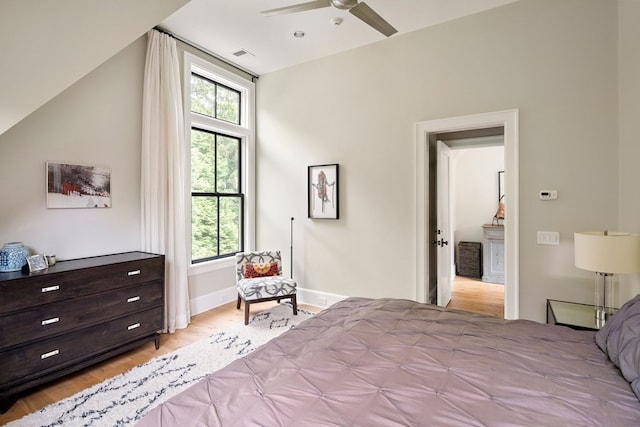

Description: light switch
[539,190,558,200]
[537,231,560,245]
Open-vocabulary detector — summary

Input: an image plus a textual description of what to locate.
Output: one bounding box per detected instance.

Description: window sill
[188,256,235,276]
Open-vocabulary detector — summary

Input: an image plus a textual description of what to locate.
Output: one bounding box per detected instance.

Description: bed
[138,297,640,426]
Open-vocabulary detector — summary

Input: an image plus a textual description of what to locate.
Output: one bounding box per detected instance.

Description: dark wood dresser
[0,251,165,413]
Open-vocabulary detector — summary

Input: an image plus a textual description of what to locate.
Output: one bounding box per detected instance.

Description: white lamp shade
[574,231,640,274]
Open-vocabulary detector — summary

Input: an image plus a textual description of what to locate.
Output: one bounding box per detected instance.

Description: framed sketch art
[308,164,339,219]
[46,162,111,209]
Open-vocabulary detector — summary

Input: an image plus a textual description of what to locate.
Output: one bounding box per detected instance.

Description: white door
[436,140,452,307]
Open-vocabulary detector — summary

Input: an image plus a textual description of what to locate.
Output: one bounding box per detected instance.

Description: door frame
[415,109,519,319]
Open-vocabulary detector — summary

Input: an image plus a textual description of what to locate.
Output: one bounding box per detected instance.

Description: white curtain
[141,29,190,332]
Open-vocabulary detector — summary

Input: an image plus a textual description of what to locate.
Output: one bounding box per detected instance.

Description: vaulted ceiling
[159,0,519,76]
[0,0,188,136]
[0,0,520,137]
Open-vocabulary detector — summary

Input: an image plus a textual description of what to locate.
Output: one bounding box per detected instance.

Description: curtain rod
[153,26,259,80]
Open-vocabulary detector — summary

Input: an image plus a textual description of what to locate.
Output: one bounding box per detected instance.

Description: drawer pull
[41,317,60,326]
[127,270,141,276]
[127,322,141,330]
[41,285,60,293]
[41,349,59,359]
[127,296,141,303]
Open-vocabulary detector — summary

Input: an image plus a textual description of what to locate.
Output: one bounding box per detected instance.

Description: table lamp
[574,231,640,326]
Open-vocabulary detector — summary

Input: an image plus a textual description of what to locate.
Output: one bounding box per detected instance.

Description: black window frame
[190,72,242,126]
[191,128,244,264]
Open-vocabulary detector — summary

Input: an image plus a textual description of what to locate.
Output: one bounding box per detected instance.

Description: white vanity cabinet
[482,224,504,284]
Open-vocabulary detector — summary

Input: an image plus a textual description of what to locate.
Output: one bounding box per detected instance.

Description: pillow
[243,262,278,278]
[595,293,640,399]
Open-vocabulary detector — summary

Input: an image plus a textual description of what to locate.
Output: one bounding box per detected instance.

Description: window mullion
[213,134,219,258]
[213,133,218,194]
[216,195,221,258]
[213,82,218,121]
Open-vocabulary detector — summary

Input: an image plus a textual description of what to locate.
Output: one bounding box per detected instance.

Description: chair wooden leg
[292,294,298,316]
[236,294,242,310]
[244,301,250,325]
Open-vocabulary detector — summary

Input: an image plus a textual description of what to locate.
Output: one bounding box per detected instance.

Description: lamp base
[595,307,606,329]
[594,272,614,327]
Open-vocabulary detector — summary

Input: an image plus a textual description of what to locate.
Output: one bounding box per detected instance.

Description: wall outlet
[318,297,327,306]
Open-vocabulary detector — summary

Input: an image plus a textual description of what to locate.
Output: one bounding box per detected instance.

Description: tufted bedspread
[137,297,640,426]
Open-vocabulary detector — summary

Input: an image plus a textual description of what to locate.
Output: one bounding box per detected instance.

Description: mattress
[137,297,640,426]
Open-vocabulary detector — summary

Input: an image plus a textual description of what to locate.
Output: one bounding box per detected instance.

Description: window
[190,74,241,125]
[191,129,242,261]
[185,54,255,264]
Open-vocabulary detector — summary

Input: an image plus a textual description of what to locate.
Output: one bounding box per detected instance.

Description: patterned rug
[6,303,314,427]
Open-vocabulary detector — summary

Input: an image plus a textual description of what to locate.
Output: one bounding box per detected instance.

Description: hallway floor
[447,276,504,318]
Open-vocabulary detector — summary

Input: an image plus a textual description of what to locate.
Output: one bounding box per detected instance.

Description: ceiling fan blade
[349,2,397,37]
[261,0,332,17]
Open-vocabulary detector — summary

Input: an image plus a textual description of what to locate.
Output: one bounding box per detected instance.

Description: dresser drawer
[0,257,163,314]
[0,281,163,348]
[0,307,163,387]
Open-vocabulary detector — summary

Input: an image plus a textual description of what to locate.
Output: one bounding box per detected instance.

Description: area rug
[6,303,314,427]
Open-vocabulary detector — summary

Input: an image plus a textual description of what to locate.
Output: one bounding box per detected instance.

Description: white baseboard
[296,288,347,309]
[189,287,237,316]
[189,286,347,315]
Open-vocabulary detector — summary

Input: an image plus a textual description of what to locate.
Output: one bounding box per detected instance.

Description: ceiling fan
[261,0,397,37]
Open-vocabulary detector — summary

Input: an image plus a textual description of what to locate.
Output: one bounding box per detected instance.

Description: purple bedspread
[138,298,640,426]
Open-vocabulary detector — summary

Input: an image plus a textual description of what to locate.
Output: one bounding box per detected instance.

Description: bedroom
[1,0,640,424]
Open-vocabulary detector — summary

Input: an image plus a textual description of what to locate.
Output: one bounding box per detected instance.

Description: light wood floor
[447,275,505,318]
[1,283,502,424]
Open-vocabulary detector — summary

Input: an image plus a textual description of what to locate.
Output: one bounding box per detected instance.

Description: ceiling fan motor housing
[331,0,358,10]
[261,0,396,38]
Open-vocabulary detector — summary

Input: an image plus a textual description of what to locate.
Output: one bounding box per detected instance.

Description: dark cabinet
[0,251,165,413]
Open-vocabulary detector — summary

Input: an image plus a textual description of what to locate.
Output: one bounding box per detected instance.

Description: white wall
[618,0,640,302]
[0,34,255,311]
[1,0,637,322]
[0,37,147,259]
[452,146,504,246]
[256,0,623,321]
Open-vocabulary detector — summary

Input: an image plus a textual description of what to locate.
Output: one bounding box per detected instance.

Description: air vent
[233,49,254,57]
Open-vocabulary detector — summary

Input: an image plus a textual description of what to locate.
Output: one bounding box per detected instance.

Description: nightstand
[546,299,617,331]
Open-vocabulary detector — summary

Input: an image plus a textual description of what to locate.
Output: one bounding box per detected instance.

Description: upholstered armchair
[235,250,297,325]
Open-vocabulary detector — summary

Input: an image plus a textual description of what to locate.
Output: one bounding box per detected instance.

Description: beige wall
[256,0,624,321]
[0,0,189,135]
[0,0,636,322]
[0,37,147,259]
[618,0,640,300]
[0,33,253,309]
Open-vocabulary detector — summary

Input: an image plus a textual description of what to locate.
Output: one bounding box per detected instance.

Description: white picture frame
[26,254,49,272]
[46,162,112,209]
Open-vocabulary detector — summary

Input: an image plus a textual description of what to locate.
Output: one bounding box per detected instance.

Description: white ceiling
[0,0,189,136]
[159,0,520,76]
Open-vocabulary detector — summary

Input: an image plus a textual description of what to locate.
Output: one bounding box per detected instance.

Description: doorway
[433,128,505,315]
[415,109,519,319]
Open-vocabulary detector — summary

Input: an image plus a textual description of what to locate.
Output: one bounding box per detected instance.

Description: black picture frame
[308,164,339,219]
